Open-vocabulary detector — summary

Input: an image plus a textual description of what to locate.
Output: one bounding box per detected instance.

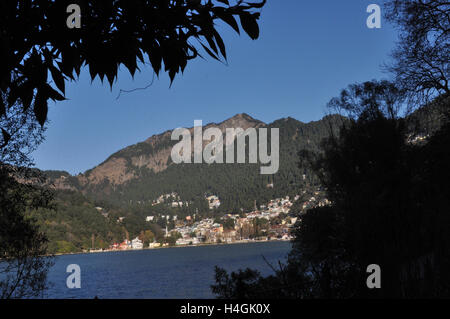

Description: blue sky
[32,0,397,175]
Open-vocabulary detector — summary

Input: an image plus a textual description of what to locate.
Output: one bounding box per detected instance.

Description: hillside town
[96,191,330,252]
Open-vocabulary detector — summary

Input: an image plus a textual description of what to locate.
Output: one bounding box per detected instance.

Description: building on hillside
[172,201,184,208]
[119,240,130,250]
[206,195,221,209]
[223,230,237,243]
[176,237,199,245]
[131,237,143,249]
[149,242,160,249]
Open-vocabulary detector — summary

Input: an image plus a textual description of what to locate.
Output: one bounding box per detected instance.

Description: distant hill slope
[45,113,345,212]
[36,98,448,253]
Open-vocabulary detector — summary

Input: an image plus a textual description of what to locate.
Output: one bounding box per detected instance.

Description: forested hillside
[30,113,344,253]
[35,105,444,254]
[45,114,345,211]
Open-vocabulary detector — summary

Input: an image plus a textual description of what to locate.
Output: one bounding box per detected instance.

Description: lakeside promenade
[52,238,293,257]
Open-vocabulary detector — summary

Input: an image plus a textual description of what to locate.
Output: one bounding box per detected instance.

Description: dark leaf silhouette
[49,66,66,95]
[239,12,260,40]
[34,92,48,126]
[1,128,10,147]
[0,93,5,117]
[215,8,241,34]
[0,0,266,129]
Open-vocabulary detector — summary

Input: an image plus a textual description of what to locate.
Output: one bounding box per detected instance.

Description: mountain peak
[219,113,264,128]
[230,113,254,120]
[44,113,346,193]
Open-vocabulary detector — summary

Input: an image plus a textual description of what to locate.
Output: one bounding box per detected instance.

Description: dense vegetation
[27,190,124,253]
[0,166,53,298]
[211,0,450,299]
[31,114,342,253]
[34,104,444,255]
[53,115,344,210]
[1,0,268,298]
[1,0,448,300]
[213,95,450,298]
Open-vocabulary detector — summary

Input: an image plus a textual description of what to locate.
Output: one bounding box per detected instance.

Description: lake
[43,241,292,299]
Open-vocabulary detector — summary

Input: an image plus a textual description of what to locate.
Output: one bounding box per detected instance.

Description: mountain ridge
[45,113,333,189]
[41,112,351,214]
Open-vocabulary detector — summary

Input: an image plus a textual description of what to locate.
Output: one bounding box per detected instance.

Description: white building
[131,237,143,249]
[149,242,160,249]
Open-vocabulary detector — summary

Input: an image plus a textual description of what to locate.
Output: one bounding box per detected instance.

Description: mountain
[33,99,449,253]
[45,113,345,212]
[81,113,263,186]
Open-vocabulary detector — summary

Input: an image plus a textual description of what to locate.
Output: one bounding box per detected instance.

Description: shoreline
[51,238,293,257]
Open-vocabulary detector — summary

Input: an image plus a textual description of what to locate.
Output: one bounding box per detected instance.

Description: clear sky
[32,0,398,175]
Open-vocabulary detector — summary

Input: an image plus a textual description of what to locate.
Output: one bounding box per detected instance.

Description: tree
[212,1,450,300]
[223,218,235,230]
[139,230,155,246]
[0,91,52,298]
[327,80,406,120]
[212,85,450,298]
[0,0,266,140]
[0,166,54,299]
[384,0,449,107]
[165,231,182,246]
[0,0,268,298]
[0,92,46,166]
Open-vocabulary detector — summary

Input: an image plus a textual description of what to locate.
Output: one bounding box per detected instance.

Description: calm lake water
[43,241,291,299]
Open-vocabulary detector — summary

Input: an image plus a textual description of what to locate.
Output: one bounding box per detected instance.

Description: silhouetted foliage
[327,80,407,119]
[0,166,53,299]
[384,0,449,107]
[0,0,268,293]
[0,90,52,298]
[213,86,450,298]
[0,0,266,137]
[0,91,46,166]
